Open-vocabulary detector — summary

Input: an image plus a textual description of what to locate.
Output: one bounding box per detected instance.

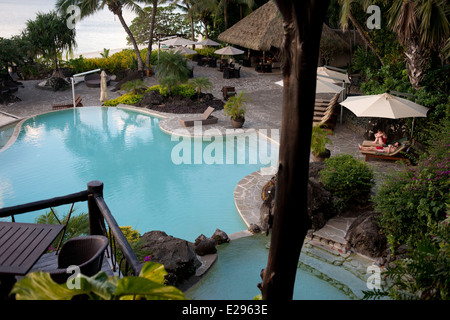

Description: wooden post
[260,0,330,300]
[87,180,104,236]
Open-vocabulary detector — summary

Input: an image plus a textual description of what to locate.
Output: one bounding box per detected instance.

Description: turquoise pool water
[0,107,272,242]
[186,234,350,300]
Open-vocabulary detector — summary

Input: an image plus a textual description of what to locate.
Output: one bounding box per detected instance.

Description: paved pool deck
[1,61,405,262]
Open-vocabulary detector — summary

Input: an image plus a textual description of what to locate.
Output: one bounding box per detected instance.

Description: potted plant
[224,92,248,128]
[311,125,332,162]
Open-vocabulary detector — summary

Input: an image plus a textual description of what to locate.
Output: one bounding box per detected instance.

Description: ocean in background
[0,0,139,57]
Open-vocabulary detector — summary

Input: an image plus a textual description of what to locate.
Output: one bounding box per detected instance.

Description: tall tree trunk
[259,0,330,301]
[146,0,158,71]
[116,11,144,72]
[405,34,429,89]
[348,11,384,66]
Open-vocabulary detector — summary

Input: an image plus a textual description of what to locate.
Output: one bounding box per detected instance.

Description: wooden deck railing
[0,180,142,276]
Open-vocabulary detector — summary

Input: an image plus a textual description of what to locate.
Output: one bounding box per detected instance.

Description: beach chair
[52,94,83,110]
[360,144,409,164]
[179,106,218,127]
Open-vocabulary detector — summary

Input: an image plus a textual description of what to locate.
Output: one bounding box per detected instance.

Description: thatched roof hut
[218,1,349,52]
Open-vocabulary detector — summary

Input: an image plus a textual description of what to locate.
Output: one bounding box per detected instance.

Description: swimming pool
[0,107,276,242]
[186,234,351,300]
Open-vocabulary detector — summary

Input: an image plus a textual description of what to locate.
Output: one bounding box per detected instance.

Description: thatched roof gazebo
[218,1,349,54]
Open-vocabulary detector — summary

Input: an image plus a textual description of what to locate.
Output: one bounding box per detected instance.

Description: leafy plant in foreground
[11,262,185,300]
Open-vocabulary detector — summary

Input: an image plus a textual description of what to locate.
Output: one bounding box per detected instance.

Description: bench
[52,94,83,110]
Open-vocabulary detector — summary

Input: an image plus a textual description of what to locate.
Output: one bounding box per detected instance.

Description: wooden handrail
[0,180,142,276]
[0,190,90,218]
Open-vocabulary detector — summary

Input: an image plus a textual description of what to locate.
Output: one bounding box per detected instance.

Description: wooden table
[0,222,64,275]
[0,221,64,298]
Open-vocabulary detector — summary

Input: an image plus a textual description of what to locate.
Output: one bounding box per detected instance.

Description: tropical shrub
[120,79,148,95]
[374,119,450,249]
[224,92,248,120]
[364,210,450,300]
[146,85,169,97]
[103,93,143,106]
[171,83,197,99]
[35,209,89,250]
[319,154,374,210]
[11,262,185,300]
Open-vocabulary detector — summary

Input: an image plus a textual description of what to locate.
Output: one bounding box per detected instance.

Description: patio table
[0,221,64,297]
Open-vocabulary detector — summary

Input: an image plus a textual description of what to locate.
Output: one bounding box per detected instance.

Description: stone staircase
[298,216,377,300]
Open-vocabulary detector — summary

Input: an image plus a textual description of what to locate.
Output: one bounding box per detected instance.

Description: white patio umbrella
[160,37,196,46]
[275,78,344,94]
[340,92,429,137]
[100,70,108,102]
[195,38,220,46]
[214,46,245,56]
[317,66,350,84]
[173,46,197,55]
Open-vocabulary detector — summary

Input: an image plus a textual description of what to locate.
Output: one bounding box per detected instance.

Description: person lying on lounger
[358,142,401,153]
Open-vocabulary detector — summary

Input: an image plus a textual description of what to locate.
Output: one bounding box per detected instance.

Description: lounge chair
[360,143,410,164]
[179,106,218,127]
[52,94,83,110]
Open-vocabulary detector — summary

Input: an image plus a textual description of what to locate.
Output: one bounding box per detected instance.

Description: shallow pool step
[300,239,376,299]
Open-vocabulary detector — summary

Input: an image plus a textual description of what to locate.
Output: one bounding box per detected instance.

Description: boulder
[111,70,142,92]
[259,164,339,232]
[307,175,338,230]
[344,211,387,258]
[139,231,201,286]
[194,234,217,256]
[211,229,230,245]
[138,90,165,108]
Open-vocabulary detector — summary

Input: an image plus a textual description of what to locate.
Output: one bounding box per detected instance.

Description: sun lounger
[179,106,218,127]
[360,144,409,164]
[52,95,83,110]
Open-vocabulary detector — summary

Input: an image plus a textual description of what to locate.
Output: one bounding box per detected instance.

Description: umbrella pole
[411,118,415,140]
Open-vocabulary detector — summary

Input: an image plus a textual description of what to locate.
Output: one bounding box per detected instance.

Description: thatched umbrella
[218,1,348,53]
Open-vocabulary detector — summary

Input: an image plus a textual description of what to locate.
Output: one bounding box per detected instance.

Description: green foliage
[156,51,190,93]
[365,211,450,300]
[66,49,155,75]
[351,46,381,79]
[189,77,213,99]
[146,84,169,97]
[120,79,148,95]
[224,92,248,120]
[319,154,375,210]
[311,125,332,155]
[374,118,450,249]
[103,93,144,106]
[35,209,89,250]
[128,4,195,46]
[171,83,197,99]
[23,11,76,72]
[11,262,185,300]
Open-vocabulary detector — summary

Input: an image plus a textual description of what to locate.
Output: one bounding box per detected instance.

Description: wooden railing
[0,180,142,276]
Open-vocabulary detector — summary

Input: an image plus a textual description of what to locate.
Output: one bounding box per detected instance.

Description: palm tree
[387,0,449,88]
[156,50,190,94]
[144,0,169,72]
[339,0,385,65]
[55,0,146,72]
[174,0,197,43]
[24,11,77,77]
[188,76,213,99]
[189,0,217,38]
[216,0,255,29]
